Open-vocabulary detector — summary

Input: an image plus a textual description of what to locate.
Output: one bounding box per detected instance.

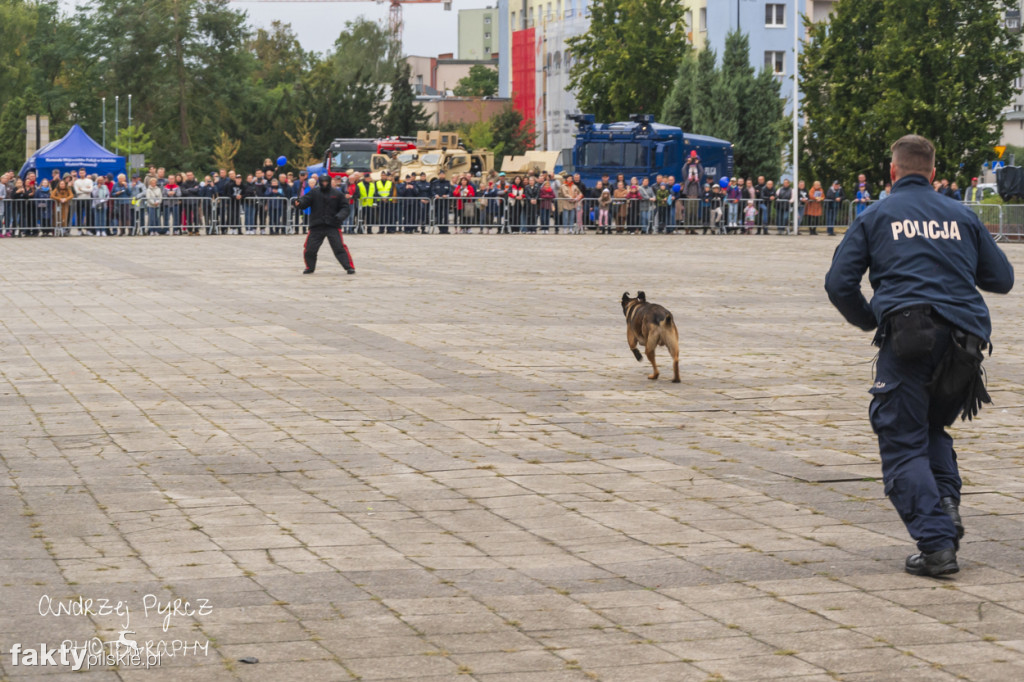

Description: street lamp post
[792,0,800,236]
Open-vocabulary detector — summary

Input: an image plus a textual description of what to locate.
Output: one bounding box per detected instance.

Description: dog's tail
[662,313,673,327]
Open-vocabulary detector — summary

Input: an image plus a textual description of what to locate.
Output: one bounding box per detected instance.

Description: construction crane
[231,0,451,43]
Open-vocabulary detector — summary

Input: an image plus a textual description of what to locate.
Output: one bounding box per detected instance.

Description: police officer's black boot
[905,547,958,577]
[940,497,965,548]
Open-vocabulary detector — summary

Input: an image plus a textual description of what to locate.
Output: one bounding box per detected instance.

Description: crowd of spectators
[0,156,988,237]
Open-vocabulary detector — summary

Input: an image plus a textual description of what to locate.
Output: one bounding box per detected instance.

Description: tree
[800,0,1024,187]
[743,68,786,181]
[453,64,498,97]
[383,61,429,136]
[661,52,696,131]
[567,0,688,121]
[65,0,256,169]
[211,131,241,170]
[111,124,155,160]
[298,19,398,141]
[690,47,720,136]
[284,116,321,169]
[721,31,760,177]
[490,103,534,167]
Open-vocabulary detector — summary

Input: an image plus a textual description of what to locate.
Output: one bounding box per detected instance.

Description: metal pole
[127,94,132,179]
[102,97,107,148]
[115,96,119,153]
[792,0,800,236]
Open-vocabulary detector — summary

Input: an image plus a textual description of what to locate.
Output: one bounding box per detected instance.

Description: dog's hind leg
[628,327,642,362]
[665,331,681,383]
[645,338,660,380]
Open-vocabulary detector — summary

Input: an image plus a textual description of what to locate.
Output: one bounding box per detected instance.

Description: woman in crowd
[807,180,825,234]
[538,180,556,233]
[92,177,110,236]
[145,178,164,234]
[51,179,73,235]
[453,176,476,233]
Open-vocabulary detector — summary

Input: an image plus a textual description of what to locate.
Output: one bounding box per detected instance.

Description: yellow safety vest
[358,182,376,207]
[375,180,393,200]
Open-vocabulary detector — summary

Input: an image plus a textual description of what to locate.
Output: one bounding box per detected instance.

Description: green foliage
[460,119,494,151]
[489,103,533,167]
[669,32,785,179]
[742,68,787,181]
[800,0,1024,188]
[567,0,688,121]
[660,52,696,131]
[690,48,721,137]
[0,92,41,171]
[383,61,430,136]
[111,124,154,158]
[0,6,407,176]
[453,64,499,97]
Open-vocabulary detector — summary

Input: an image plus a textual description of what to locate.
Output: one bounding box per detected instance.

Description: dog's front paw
[631,348,643,361]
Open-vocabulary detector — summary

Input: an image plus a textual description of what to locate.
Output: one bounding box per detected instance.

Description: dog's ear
[637,291,646,302]
[621,292,630,304]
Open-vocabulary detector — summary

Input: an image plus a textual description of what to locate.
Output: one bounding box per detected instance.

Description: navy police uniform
[825,173,1013,561]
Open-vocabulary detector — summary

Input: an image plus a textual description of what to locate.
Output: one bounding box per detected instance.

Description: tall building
[458,7,500,60]
[1002,2,1024,148]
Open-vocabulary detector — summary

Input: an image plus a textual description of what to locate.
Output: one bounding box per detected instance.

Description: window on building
[685,10,692,32]
[484,16,491,24]
[699,7,706,31]
[511,11,516,28]
[766,3,785,27]
[765,50,785,75]
[484,32,491,39]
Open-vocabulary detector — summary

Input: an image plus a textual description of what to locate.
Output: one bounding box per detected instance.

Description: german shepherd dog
[621,291,680,382]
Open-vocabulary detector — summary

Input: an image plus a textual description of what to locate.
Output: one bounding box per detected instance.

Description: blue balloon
[672,183,681,194]
[276,155,287,167]
[719,176,729,188]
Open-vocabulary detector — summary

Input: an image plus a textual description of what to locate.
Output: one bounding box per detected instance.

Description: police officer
[431,171,453,234]
[825,135,1013,577]
[293,173,354,275]
[414,172,431,233]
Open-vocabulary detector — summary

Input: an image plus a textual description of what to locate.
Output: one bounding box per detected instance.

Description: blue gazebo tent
[19,124,126,180]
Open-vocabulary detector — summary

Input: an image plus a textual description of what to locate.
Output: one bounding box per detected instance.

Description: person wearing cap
[964,177,983,203]
[825,179,844,235]
[397,174,418,233]
[430,171,453,234]
[413,172,431,232]
[292,173,354,275]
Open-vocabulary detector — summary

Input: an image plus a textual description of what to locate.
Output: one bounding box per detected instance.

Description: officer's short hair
[891,135,935,177]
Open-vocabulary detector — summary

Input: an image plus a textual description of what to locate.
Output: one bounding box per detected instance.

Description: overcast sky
[238,0,498,58]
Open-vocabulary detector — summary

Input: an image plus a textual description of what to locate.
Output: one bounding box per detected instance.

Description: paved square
[1,234,1023,681]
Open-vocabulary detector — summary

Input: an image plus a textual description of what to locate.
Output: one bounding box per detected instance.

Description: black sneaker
[905,548,959,577]
[346,268,356,275]
[303,268,314,275]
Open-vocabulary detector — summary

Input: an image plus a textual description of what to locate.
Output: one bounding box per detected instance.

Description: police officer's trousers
[870,328,960,554]
[303,225,354,271]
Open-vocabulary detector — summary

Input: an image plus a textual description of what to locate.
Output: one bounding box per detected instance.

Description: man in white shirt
[72,168,94,233]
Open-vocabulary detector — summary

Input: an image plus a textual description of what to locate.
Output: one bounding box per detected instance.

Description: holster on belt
[887,304,938,360]
[928,328,991,425]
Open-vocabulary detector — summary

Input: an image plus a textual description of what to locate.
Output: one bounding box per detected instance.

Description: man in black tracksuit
[293,174,355,275]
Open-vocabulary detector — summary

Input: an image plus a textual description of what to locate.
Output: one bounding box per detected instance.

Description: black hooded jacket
[295,182,351,228]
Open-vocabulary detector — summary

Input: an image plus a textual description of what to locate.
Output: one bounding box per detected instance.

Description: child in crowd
[744,200,757,234]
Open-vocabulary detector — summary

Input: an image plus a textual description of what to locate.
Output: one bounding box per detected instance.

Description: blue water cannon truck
[569,114,733,189]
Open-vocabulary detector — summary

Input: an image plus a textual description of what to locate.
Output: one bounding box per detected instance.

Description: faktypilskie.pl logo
[6,593,212,671]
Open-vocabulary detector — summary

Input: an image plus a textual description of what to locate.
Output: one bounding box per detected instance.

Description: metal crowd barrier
[4,196,1023,240]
